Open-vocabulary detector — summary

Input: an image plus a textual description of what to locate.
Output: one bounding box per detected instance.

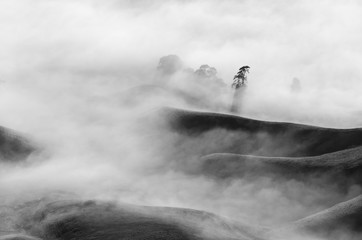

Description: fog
[0,0,362,239]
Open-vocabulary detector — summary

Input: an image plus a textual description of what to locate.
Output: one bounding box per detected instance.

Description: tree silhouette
[232,66,250,89]
[231,66,250,113]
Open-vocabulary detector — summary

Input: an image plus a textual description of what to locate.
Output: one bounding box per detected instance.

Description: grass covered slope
[271,195,362,239]
[0,126,36,162]
[0,235,42,240]
[13,199,266,240]
[199,147,362,188]
[2,107,362,239]
[163,107,362,157]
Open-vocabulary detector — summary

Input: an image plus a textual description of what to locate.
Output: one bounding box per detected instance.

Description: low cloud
[0,0,362,238]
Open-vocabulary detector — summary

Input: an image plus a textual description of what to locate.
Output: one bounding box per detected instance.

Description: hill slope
[162,107,362,157]
[10,199,267,240]
[0,126,37,162]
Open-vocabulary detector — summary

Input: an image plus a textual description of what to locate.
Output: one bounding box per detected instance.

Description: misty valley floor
[1,107,362,240]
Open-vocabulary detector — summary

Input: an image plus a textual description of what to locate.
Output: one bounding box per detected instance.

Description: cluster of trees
[155,55,226,109]
[154,55,302,113]
[156,55,224,86]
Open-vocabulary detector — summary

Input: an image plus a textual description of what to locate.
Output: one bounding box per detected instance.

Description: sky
[1,0,362,127]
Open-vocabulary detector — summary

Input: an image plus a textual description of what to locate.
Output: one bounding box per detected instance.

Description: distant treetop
[232,66,250,89]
